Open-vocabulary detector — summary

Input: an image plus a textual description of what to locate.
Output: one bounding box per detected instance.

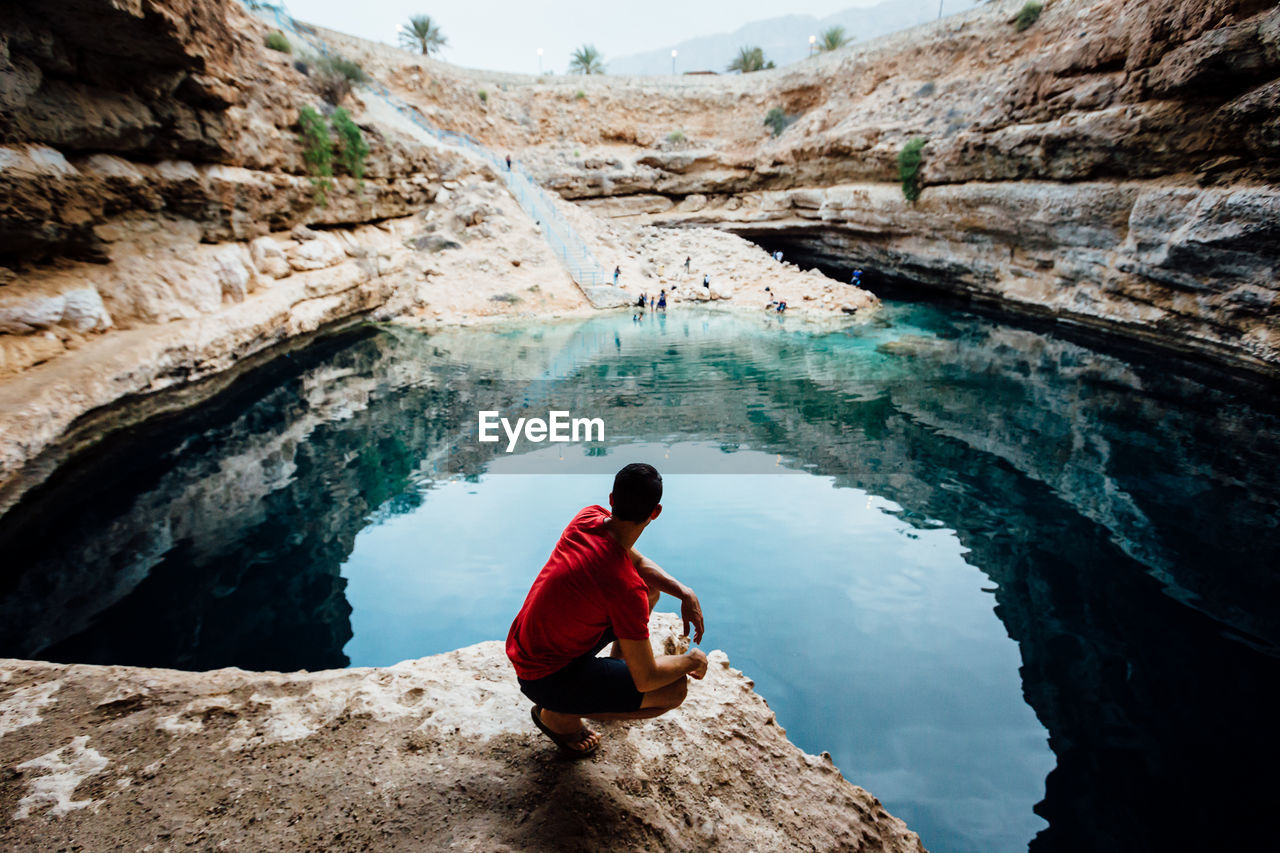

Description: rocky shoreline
[0,613,925,852]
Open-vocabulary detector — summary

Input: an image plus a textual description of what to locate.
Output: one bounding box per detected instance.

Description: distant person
[649,295,656,309]
[684,256,691,272]
[507,464,707,757]
[776,299,787,313]
[702,274,710,289]
[637,292,647,308]
[850,268,863,285]
[614,265,621,286]
[506,154,513,171]
[658,289,667,311]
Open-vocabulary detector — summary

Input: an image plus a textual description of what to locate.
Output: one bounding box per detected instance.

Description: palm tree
[819,26,851,52]
[727,46,775,73]
[569,44,604,75]
[399,15,447,56]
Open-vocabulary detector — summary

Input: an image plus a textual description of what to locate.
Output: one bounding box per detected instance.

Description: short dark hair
[611,463,662,522]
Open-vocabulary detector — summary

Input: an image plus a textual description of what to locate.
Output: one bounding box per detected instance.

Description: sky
[283,0,970,75]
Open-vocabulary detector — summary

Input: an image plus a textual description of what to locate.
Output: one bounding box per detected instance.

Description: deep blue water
[1,304,1278,853]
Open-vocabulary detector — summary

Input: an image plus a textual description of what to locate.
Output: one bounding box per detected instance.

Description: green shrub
[898,137,926,203]
[478,89,488,103]
[298,106,333,206]
[312,54,367,104]
[1015,1,1044,32]
[331,107,369,184]
[764,107,793,137]
[316,55,366,82]
[265,32,291,53]
[666,129,686,143]
[574,89,586,100]
[728,46,775,73]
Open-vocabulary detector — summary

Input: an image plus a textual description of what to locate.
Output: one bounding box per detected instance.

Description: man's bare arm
[630,548,705,643]
[617,638,708,693]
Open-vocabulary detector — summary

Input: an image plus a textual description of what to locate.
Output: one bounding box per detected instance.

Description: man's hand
[687,648,708,680]
[629,547,706,644]
[681,589,705,644]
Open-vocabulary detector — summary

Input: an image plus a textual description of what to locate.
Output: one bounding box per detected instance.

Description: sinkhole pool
[2,303,1278,853]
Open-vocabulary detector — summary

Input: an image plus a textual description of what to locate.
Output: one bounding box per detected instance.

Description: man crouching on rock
[506,463,708,757]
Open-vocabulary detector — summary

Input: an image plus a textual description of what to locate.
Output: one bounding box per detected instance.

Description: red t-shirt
[506,506,651,680]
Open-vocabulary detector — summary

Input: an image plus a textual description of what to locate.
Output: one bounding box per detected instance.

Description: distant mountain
[609,0,980,75]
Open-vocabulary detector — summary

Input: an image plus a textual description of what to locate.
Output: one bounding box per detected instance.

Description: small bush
[298,106,334,206]
[316,55,366,82]
[490,293,521,304]
[312,54,366,104]
[265,32,291,53]
[764,107,794,137]
[898,137,926,203]
[666,129,686,143]
[1015,1,1044,32]
[293,59,310,76]
[331,107,369,184]
[574,90,586,100]
[478,89,488,103]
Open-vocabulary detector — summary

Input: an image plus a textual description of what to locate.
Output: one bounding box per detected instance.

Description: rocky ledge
[0,614,923,852]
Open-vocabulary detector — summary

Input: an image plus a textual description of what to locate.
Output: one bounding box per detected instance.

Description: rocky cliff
[355,0,1279,375]
[0,613,925,852]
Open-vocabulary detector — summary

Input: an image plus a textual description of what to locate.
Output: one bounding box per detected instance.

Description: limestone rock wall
[365,0,1279,373]
[0,613,925,852]
[0,0,470,385]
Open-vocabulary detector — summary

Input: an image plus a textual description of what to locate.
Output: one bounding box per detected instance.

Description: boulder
[249,236,291,280]
[212,245,254,302]
[287,236,346,272]
[582,284,634,309]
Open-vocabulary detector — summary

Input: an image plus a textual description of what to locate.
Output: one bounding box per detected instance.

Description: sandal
[530,705,599,757]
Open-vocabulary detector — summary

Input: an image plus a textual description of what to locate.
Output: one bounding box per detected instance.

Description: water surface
[2,304,1278,853]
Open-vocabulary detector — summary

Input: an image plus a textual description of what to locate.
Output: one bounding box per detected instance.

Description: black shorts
[517,628,645,715]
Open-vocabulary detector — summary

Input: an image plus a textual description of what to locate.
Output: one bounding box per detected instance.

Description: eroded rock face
[0,613,925,852]
[425,0,1276,374]
[634,181,1279,372]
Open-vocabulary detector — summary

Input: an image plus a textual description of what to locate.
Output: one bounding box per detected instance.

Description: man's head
[609,463,663,523]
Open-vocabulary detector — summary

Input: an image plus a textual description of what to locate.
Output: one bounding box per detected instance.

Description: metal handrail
[241,0,608,288]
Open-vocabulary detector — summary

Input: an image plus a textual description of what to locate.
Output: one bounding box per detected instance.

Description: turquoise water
[2,304,1278,853]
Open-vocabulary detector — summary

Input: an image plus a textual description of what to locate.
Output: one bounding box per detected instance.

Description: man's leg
[537,707,602,752]
[586,674,687,722]
[539,586,674,749]
[541,672,688,742]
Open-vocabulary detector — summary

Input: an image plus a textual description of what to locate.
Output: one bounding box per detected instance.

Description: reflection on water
[1,305,1278,853]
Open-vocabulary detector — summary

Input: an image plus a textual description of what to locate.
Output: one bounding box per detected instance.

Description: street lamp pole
[671,49,677,75]
[808,34,816,57]
[537,47,543,74]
